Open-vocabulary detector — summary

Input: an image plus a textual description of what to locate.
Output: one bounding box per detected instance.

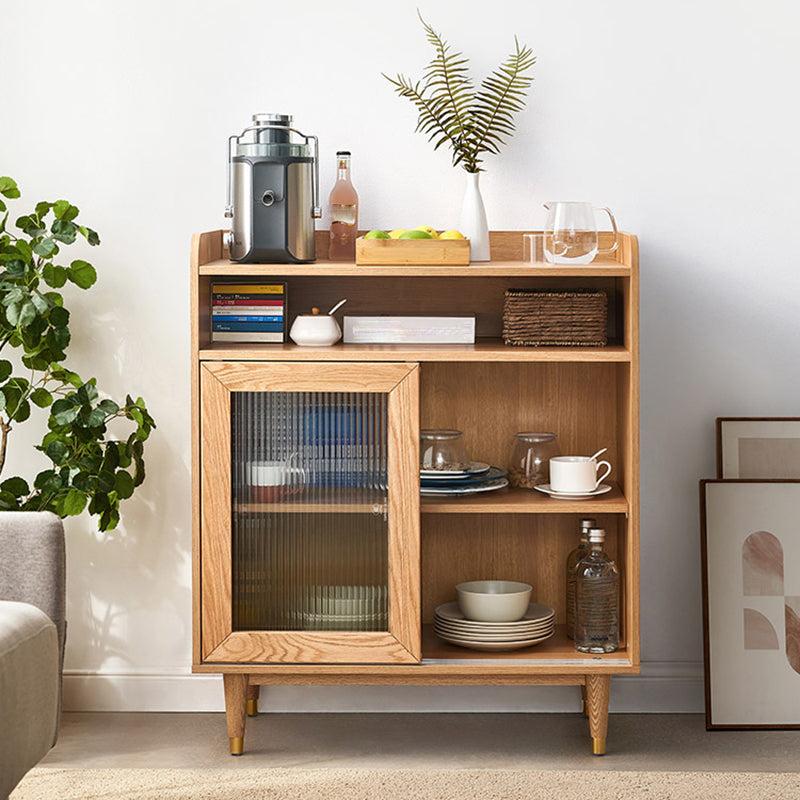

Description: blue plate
[420,465,507,488]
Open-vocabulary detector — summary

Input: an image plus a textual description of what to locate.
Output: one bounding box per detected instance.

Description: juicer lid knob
[252,113,292,126]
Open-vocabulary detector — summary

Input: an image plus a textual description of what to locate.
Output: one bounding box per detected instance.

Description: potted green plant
[385,14,536,260]
[0,176,154,531]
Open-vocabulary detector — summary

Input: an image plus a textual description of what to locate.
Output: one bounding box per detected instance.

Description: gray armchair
[0,511,66,800]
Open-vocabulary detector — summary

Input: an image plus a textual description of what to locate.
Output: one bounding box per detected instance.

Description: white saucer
[534,483,612,500]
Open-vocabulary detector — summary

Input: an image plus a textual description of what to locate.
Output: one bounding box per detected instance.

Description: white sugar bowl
[289,299,346,347]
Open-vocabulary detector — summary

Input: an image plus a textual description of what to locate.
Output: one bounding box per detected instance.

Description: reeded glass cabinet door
[200,361,420,664]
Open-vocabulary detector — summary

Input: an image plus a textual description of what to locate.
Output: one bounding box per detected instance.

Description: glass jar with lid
[508,432,560,489]
[420,429,470,471]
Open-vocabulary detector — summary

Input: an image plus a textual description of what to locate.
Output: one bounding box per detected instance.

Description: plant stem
[0,418,11,476]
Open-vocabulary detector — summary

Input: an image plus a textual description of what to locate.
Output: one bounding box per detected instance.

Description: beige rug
[10,767,800,800]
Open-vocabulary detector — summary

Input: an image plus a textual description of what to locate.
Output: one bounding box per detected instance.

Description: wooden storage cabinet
[191,230,639,756]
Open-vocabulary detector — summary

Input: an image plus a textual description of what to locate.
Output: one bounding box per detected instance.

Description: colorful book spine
[211,282,287,343]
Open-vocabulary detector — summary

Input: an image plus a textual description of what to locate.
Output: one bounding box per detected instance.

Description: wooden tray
[355,236,470,266]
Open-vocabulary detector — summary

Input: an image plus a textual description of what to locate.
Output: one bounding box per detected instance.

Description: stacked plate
[301,585,387,630]
[420,462,509,497]
[433,601,555,651]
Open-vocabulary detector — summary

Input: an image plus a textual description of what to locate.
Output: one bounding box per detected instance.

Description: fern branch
[470,38,535,161]
[383,73,466,158]
[418,13,476,168]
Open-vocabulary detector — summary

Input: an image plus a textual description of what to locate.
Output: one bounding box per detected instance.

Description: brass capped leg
[246,699,258,716]
[229,736,244,756]
[592,737,606,756]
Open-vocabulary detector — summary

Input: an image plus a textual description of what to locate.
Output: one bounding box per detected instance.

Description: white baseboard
[63,662,704,713]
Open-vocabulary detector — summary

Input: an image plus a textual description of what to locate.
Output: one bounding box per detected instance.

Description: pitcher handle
[596,207,619,254]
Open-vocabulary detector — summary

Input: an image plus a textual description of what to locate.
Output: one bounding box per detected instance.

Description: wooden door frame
[199,361,420,664]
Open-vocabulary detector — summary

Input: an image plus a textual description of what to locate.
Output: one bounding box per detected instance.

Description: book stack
[211,282,287,343]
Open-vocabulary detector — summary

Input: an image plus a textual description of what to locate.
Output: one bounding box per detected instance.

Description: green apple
[398,230,433,239]
[364,229,390,239]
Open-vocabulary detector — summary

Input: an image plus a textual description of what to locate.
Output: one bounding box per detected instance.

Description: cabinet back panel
[421,514,622,626]
[420,362,619,469]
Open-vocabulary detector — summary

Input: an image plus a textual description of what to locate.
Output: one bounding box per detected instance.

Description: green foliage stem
[0,177,155,531]
[384,13,536,173]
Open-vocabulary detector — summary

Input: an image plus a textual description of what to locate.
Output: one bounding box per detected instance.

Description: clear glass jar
[508,432,560,489]
[420,429,469,471]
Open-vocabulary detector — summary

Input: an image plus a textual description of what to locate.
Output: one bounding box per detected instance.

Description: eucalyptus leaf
[17,299,38,327]
[6,259,27,278]
[49,305,70,327]
[1,476,29,497]
[114,470,134,499]
[0,177,20,198]
[67,259,96,289]
[60,488,87,516]
[42,263,68,288]
[31,387,54,408]
[78,226,100,246]
[51,219,77,244]
[54,200,80,221]
[10,399,30,423]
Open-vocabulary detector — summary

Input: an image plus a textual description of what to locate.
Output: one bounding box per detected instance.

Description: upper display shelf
[193,230,638,278]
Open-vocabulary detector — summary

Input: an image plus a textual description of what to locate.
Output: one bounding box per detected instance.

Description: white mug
[549,456,611,494]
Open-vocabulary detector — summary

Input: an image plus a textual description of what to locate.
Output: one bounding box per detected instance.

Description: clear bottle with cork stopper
[328,151,358,261]
[574,527,619,653]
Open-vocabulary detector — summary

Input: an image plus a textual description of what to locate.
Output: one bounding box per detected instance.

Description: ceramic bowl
[247,461,305,502]
[455,580,532,622]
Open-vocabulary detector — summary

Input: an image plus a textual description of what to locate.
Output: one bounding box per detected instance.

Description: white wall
[3,0,799,713]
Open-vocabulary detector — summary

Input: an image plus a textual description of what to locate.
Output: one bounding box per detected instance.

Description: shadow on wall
[60,272,192,689]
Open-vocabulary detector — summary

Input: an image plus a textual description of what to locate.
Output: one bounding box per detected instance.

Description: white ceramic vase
[459,171,491,262]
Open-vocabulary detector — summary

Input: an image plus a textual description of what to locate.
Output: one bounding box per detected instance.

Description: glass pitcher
[544,202,618,265]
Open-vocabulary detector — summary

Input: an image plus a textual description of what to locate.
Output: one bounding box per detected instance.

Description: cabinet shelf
[199,339,631,363]
[235,488,387,514]
[199,257,631,279]
[233,483,627,515]
[421,624,633,668]
[420,483,628,514]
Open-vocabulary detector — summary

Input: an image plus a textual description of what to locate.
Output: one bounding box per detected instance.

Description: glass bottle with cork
[328,150,358,261]
[565,517,595,640]
[574,527,619,653]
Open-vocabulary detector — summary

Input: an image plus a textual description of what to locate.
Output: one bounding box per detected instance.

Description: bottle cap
[588,528,605,543]
[580,518,596,529]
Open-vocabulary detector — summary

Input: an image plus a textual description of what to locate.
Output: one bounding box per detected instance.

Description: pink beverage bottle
[328,151,358,261]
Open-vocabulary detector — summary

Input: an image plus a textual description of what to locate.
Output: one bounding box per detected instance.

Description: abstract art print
[717,417,800,479]
[701,479,800,729]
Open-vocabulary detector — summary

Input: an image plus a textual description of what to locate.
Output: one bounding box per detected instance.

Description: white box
[343,316,475,344]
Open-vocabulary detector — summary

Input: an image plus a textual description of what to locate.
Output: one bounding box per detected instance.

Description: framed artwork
[700,479,800,729]
[716,417,800,479]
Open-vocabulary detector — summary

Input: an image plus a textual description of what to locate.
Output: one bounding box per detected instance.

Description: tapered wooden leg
[246,683,261,716]
[223,673,248,755]
[580,684,588,717]
[585,674,610,755]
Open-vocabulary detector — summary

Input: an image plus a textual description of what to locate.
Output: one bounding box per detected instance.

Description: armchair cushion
[0,601,59,800]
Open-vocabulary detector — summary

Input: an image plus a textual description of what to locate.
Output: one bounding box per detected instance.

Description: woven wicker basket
[502,289,608,347]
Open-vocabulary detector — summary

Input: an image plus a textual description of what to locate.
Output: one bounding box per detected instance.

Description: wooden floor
[39,712,800,772]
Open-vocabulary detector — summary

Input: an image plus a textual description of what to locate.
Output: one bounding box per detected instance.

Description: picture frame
[716,417,800,479]
[700,479,800,729]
